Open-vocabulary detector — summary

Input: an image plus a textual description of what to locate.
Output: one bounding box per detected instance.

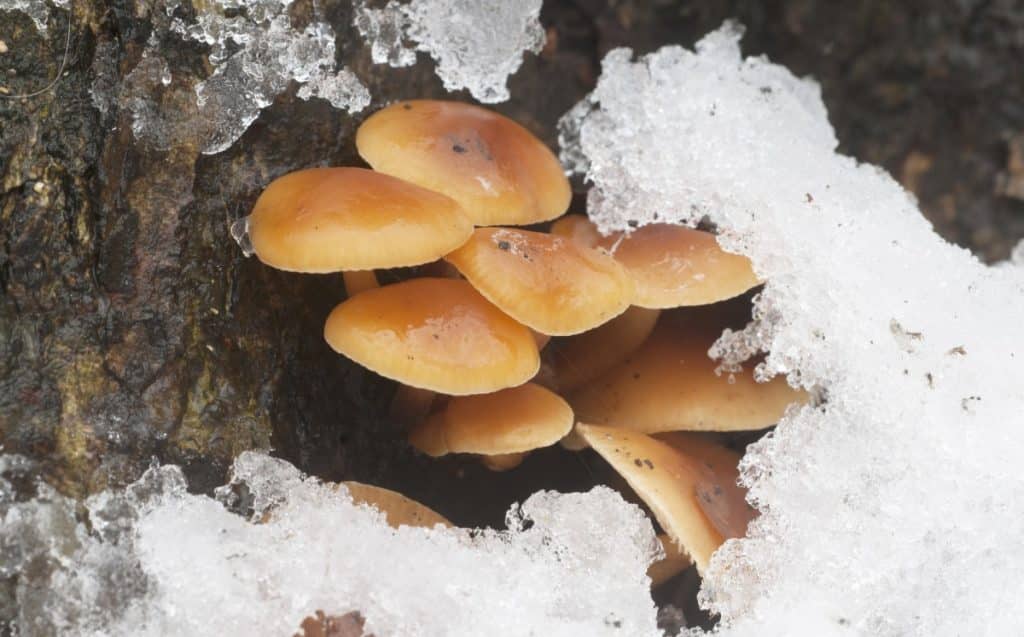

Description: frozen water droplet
[230,216,253,257]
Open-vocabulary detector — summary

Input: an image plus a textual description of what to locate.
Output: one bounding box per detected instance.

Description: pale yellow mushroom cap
[409,383,573,457]
[342,482,452,529]
[356,100,571,226]
[445,227,633,336]
[574,423,723,573]
[568,325,809,433]
[324,278,539,395]
[553,217,760,308]
[247,167,472,273]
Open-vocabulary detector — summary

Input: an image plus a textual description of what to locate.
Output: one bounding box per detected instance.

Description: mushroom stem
[343,270,380,297]
[531,330,552,350]
[389,385,438,428]
[481,452,526,472]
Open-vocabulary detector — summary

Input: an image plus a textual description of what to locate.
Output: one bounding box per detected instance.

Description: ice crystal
[2,452,661,636]
[355,0,545,103]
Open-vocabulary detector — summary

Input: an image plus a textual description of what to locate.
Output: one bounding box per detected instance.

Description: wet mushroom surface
[235,99,812,630]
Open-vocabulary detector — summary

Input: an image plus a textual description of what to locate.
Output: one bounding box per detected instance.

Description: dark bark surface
[1,0,1022,526]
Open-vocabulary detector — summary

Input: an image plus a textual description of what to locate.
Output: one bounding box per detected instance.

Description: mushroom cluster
[237,99,809,592]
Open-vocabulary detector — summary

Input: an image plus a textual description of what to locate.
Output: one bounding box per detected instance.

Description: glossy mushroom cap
[324,278,539,395]
[568,324,809,433]
[409,383,573,457]
[445,228,633,336]
[342,482,452,529]
[554,217,760,308]
[574,423,725,573]
[549,214,603,248]
[547,306,661,392]
[356,100,571,226]
[656,433,756,540]
[247,167,472,273]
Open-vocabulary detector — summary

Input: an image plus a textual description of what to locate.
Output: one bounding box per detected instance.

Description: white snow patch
[1,451,662,636]
[355,0,545,103]
[561,21,1024,636]
[121,0,370,154]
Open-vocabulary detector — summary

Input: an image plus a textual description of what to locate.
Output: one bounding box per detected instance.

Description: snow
[561,21,1024,636]
[121,0,370,154]
[2,451,661,636]
[355,0,545,103]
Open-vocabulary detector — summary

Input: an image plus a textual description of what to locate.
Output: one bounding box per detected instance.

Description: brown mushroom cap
[445,228,633,336]
[356,100,571,226]
[408,382,573,457]
[247,167,472,273]
[574,423,723,573]
[656,433,756,541]
[547,306,661,393]
[554,217,760,308]
[342,482,452,529]
[567,324,809,433]
[324,278,539,395]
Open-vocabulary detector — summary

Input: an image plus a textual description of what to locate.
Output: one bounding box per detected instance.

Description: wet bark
[0,0,1022,514]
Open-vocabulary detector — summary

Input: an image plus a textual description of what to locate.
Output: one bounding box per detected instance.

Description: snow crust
[1,451,661,636]
[561,22,1024,636]
[119,0,370,155]
[355,0,545,103]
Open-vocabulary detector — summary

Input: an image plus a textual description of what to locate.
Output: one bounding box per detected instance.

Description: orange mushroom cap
[574,423,724,573]
[567,324,809,433]
[656,433,756,541]
[247,167,472,273]
[342,481,452,529]
[554,217,760,308]
[546,306,661,393]
[356,100,571,226]
[324,278,539,395]
[445,227,633,336]
[409,383,573,457]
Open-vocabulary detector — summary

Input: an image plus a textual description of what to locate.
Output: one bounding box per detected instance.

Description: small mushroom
[408,383,573,468]
[648,533,693,587]
[342,481,451,529]
[655,432,755,540]
[549,214,604,248]
[247,167,472,272]
[445,227,633,336]
[324,278,539,395]
[356,100,571,226]
[546,306,661,393]
[568,324,808,434]
[554,218,760,309]
[575,423,736,574]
